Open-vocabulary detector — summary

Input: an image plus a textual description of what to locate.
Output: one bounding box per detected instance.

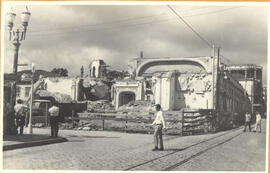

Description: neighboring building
[227,64,264,114]
[41,77,83,101]
[4,70,61,103]
[16,81,31,102]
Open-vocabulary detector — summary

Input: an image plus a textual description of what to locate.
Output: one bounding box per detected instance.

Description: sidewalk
[3,133,67,151]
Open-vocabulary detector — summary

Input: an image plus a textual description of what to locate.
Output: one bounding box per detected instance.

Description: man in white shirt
[14,99,28,135]
[49,101,60,137]
[254,111,262,133]
[152,104,166,151]
[243,111,252,132]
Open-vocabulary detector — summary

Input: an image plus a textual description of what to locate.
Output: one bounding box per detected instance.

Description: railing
[182,110,214,136]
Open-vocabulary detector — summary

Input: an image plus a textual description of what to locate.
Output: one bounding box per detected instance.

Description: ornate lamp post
[6,7,31,134]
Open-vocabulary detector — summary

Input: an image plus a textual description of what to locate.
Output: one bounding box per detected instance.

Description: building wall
[113,81,144,110]
[152,72,213,111]
[43,78,80,100]
[216,72,251,127]
[174,73,213,110]
[152,72,175,110]
[16,84,31,102]
[90,60,106,78]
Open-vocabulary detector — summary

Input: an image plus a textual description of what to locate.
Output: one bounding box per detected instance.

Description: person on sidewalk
[14,99,28,135]
[243,111,252,132]
[151,104,166,151]
[49,101,60,137]
[254,111,262,133]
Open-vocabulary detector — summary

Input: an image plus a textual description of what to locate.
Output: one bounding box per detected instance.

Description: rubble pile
[87,100,115,112]
[83,79,111,100]
[118,100,155,116]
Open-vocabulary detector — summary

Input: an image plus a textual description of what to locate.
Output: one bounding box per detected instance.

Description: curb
[3,137,68,151]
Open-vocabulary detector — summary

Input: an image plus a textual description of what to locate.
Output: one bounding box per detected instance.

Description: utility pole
[27,63,35,134]
[212,45,215,109]
[216,47,220,111]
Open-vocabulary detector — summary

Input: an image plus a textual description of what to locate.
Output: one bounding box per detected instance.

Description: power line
[27,6,241,37]
[27,6,241,34]
[168,5,236,64]
[26,6,213,32]
[168,5,212,48]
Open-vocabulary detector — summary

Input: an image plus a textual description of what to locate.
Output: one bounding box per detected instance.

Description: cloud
[2,4,267,84]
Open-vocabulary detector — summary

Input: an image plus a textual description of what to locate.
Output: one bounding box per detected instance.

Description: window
[25,87,31,97]
[16,87,21,97]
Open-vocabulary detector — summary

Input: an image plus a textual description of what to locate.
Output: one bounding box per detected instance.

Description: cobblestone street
[3,120,267,171]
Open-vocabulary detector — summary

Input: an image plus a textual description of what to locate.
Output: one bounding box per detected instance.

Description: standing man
[151,104,166,151]
[243,111,252,132]
[254,111,262,133]
[14,99,28,135]
[49,101,60,137]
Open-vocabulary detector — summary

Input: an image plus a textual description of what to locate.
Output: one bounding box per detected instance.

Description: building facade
[227,64,264,114]
[112,56,252,129]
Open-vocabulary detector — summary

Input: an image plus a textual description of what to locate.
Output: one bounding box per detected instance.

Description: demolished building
[112,56,252,131]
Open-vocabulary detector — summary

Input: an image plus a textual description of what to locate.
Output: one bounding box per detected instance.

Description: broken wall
[43,77,81,101]
[174,73,213,110]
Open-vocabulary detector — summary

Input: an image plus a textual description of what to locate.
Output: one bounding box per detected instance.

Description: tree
[51,68,68,77]
[105,69,128,81]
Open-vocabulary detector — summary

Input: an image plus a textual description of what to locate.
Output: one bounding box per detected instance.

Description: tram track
[124,127,243,171]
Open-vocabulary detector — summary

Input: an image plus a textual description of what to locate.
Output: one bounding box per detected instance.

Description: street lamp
[6,6,31,135]
[28,63,35,134]
[6,6,31,74]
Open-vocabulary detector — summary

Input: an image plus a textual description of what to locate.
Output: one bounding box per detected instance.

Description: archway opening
[119,91,136,107]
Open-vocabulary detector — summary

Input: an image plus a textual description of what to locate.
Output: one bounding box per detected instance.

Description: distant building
[227,64,264,114]
[89,59,107,78]
[41,77,83,101]
[4,69,60,103]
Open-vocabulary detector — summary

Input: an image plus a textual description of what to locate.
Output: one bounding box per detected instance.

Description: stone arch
[136,58,211,76]
[118,91,136,107]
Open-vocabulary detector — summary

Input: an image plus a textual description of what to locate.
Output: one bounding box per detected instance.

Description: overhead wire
[168,5,233,64]
[27,6,242,37]
[26,6,213,32]
[168,5,212,48]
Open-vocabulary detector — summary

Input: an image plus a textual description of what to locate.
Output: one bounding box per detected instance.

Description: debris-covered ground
[57,100,183,135]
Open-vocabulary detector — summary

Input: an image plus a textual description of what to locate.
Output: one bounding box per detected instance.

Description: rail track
[124,127,243,171]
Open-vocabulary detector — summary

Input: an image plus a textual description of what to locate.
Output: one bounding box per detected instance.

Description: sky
[2,3,268,85]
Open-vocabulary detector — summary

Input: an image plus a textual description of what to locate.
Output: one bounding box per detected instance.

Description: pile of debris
[83,78,111,101]
[118,100,155,116]
[87,100,115,112]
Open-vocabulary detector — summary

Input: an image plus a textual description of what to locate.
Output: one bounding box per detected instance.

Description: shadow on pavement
[4,134,52,142]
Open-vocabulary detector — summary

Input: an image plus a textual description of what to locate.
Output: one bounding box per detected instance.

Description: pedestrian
[254,111,262,133]
[243,111,251,132]
[151,104,166,151]
[14,99,28,135]
[49,101,60,137]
